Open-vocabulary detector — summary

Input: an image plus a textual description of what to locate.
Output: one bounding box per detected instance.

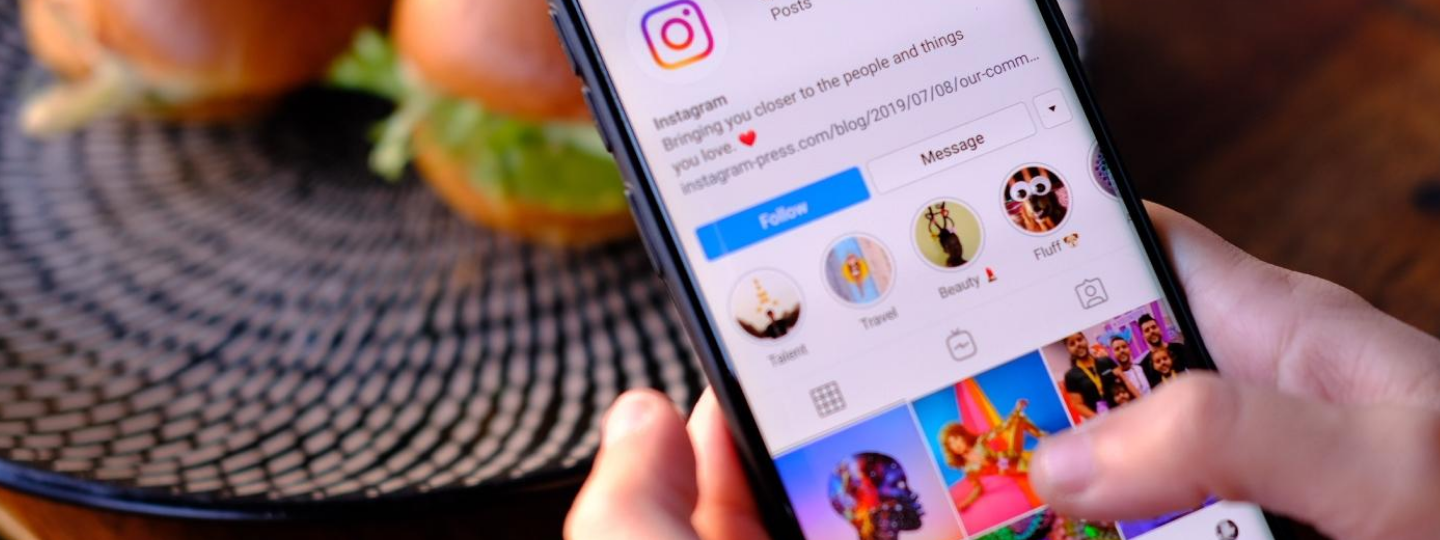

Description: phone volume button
[581,86,616,154]
[548,7,584,76]
[625,188,667,279]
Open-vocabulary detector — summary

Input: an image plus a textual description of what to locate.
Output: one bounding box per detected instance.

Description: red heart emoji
[738,130,757,147]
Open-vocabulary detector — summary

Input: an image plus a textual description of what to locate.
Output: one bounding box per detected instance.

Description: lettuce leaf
[329,29,407,101]
[327,30,625,215]
[428,99,626,215]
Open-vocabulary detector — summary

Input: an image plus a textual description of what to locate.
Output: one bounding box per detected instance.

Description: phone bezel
[548,0,1302,537]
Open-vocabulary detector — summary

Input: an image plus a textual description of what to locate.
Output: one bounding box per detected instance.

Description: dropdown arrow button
[1034,89,1073,129]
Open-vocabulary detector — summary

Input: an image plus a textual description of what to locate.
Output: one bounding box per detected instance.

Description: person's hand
[566,203,1440,539]
[1029,204,1440,540]
[565,388,769,540]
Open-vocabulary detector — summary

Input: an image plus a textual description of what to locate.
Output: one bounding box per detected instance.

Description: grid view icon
[809,382,847,418]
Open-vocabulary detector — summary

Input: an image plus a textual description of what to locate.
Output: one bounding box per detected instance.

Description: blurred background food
[330,0,634,246]
[19,0,390,134]
[21,0,636,247]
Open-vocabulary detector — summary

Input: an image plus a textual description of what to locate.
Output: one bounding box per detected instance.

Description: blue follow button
[696,167,871,261]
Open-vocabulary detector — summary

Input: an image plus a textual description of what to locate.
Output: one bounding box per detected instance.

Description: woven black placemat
[0,2,701,518]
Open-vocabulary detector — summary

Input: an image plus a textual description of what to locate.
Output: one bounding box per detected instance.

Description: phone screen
[567,1,1278,539]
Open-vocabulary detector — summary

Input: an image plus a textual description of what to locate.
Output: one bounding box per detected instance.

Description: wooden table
[1091,0,1440,336]
[4,1,1437,538]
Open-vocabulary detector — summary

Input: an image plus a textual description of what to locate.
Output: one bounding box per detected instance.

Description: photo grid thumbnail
[1038,299,1216,537]
[775,407,965,540]
[973,508,1121,540]
[1039,300,1196,426]
[911,351,1072,535]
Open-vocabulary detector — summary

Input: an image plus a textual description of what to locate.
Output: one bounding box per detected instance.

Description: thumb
[1029,374,1440,540]
[566,390,701,540]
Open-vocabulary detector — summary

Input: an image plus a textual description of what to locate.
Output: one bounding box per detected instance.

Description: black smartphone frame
[548,1,1301,537]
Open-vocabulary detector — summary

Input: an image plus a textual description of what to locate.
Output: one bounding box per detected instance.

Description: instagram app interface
[577,1,1278,539]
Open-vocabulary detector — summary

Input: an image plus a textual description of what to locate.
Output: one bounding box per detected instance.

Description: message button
[868,103,1037,194]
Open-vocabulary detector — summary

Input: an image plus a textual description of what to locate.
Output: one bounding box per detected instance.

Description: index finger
[1146,203,1440,410]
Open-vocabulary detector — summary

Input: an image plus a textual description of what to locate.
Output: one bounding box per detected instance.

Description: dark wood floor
[6,1,1438,538]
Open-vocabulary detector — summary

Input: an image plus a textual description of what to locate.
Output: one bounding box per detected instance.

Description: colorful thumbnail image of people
[910,351,1073,536]
[774,406,964,540]
[1038,299,1217,537]
[914,200,984,270]
[731,269,803,341]
[1003,165,1071,234]
[1039,300,1193,425]
[824,235,896,306]
[972,508,1120,540]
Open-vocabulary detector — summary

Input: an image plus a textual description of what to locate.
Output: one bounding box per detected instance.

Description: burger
[330,0,633,246]
[20,0,390,135]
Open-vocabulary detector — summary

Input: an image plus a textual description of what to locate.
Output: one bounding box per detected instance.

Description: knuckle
[1277,267,1369,310]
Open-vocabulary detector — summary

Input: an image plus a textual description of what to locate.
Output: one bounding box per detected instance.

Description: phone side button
[548,7,583,76]
[581,86,616,154]
[626,188,667,279]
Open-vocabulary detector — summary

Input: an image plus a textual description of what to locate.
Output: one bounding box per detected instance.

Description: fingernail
[603,393,657,446]
[1035,432,1096,496]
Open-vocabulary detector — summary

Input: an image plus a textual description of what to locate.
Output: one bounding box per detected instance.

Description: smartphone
[550,1,1291,539]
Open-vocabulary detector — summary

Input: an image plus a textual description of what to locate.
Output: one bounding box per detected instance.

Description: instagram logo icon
[642,1,715,69]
